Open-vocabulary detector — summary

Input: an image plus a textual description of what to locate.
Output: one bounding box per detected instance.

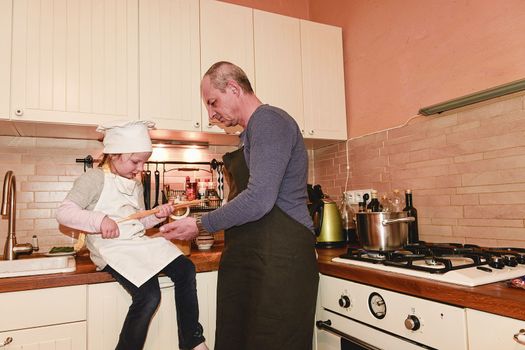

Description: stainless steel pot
[356,212,416,251]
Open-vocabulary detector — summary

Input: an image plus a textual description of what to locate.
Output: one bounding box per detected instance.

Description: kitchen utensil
[144,169,151,209]
[117,199,205,223]
[216,164,224,202]
[161,165,168,204]
[312,197,346,248]
[74,233,86,252]
[153,169,160,208]
[355,212,415,251]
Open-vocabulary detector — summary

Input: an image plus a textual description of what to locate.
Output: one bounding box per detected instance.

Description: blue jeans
[104,255,205,350]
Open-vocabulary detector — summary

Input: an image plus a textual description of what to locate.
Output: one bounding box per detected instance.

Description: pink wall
[308,0,525,138]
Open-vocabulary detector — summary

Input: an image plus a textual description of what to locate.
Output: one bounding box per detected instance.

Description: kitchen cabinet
[0,285,87,349]
[5,0,346,142]
[199,0,252,135]
[87,272,218,349]
[0,323,86,349]
[195,271,218,349]
[251,9,347,141]
[10,0,139,125]
[0,0,11,120]
[253,10,304,131]
[139,0,202,131]
[467,308,525,349]
[87,276,177,350]
[300,20,347,140]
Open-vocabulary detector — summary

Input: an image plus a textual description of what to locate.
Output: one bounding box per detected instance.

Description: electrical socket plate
[344,189,373,205]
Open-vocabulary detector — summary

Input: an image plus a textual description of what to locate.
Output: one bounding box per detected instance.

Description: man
[160,61,319,350]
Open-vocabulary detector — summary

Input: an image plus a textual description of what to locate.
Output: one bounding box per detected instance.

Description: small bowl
[196,243,214,251]
[195,233,214,251]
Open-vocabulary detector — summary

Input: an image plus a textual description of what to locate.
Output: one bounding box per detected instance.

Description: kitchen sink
[0,256,76,278]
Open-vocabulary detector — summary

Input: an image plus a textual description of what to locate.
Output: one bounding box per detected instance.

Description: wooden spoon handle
[117,199,205,223]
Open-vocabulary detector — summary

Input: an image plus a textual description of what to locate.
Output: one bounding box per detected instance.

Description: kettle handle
[312,203,324,237]
[382,217,416,226]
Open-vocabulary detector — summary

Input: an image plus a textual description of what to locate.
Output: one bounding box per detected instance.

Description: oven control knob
[404,315,421,331]
[338,295,351,308]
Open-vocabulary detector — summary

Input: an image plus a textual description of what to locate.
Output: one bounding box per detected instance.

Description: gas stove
[332,243,525,286]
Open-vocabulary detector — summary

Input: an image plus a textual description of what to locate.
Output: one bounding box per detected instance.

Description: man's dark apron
[215,147,319,350]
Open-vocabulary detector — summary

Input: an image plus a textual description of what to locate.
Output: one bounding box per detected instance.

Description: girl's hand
[154,203,174,220]
[100,216,120,239]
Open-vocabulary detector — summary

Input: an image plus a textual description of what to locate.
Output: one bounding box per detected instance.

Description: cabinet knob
[404,315,421,331]
[513,329,525,345]
[193,122,200,128]
[338,295,351,308]
[208,123,213,128]
[0,337,13,347]
[15,109,23,116]
[308,129,314,135]
[300,129,305,134]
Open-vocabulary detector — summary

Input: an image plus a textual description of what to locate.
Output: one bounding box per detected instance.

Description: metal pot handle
[382,217,416,226]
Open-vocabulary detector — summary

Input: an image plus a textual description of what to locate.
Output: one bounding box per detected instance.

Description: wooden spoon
[117,199,205,223]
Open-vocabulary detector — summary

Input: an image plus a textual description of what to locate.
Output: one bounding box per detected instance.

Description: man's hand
[100,216,120,239]
[159,217,199,241]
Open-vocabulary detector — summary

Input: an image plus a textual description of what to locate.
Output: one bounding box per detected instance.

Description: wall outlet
[347,189,373,205]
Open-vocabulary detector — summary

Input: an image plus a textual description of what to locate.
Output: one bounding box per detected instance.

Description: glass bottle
[403,189,419,244]
[379,193,393,212]
[339,192,358,244]
[366,190,381,212]
[391,189,403,212]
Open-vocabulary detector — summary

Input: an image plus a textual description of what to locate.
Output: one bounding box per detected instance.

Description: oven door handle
[316,319,382,350]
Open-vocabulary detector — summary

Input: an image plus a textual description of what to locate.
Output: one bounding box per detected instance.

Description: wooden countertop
[2,243,525,321]
[317,246,525,321]
[0,243,223,294]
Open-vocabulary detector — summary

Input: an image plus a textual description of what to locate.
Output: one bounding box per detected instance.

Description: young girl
[56,120,208,350]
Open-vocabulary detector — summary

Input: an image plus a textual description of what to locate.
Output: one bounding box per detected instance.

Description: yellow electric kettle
[312,198,346,248]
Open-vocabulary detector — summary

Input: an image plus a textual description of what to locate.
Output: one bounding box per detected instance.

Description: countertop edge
[0,244,223,294]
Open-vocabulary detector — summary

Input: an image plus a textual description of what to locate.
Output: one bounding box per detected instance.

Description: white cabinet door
[467,309,525,349]
[199,0,252,134]
[254,10,304,132]
[301,20,347,140]
[0,285,86,331]
[87,273,218,350]
[87,277,177,350]
[0,322,86,350]
[11,0,139,125]
[139,0,201,132]
[196,271,218,349]
[0,0,11,120]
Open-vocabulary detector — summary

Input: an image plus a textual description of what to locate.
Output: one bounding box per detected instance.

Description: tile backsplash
[3,91,525,253]
[0,136,235,253]
[313,91,525,248]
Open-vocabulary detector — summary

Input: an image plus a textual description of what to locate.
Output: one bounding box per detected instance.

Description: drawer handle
[514,329,525,345]
[316,320,381,350]
[0,337,13,347]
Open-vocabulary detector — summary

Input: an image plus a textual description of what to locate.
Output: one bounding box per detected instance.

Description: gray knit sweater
[201,104,314,233]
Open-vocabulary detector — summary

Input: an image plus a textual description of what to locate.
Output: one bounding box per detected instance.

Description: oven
[315,275,469,350]
[316,243,525,350]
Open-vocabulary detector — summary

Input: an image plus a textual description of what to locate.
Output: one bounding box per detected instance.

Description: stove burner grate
[338,244,499,274]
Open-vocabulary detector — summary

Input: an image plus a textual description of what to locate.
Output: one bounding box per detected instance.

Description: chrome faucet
[1,171,33,260]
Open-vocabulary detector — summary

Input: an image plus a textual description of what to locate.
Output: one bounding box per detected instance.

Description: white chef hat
[96,120,156,154]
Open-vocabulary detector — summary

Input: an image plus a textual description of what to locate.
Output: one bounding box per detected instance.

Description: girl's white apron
[87,170,182,287]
